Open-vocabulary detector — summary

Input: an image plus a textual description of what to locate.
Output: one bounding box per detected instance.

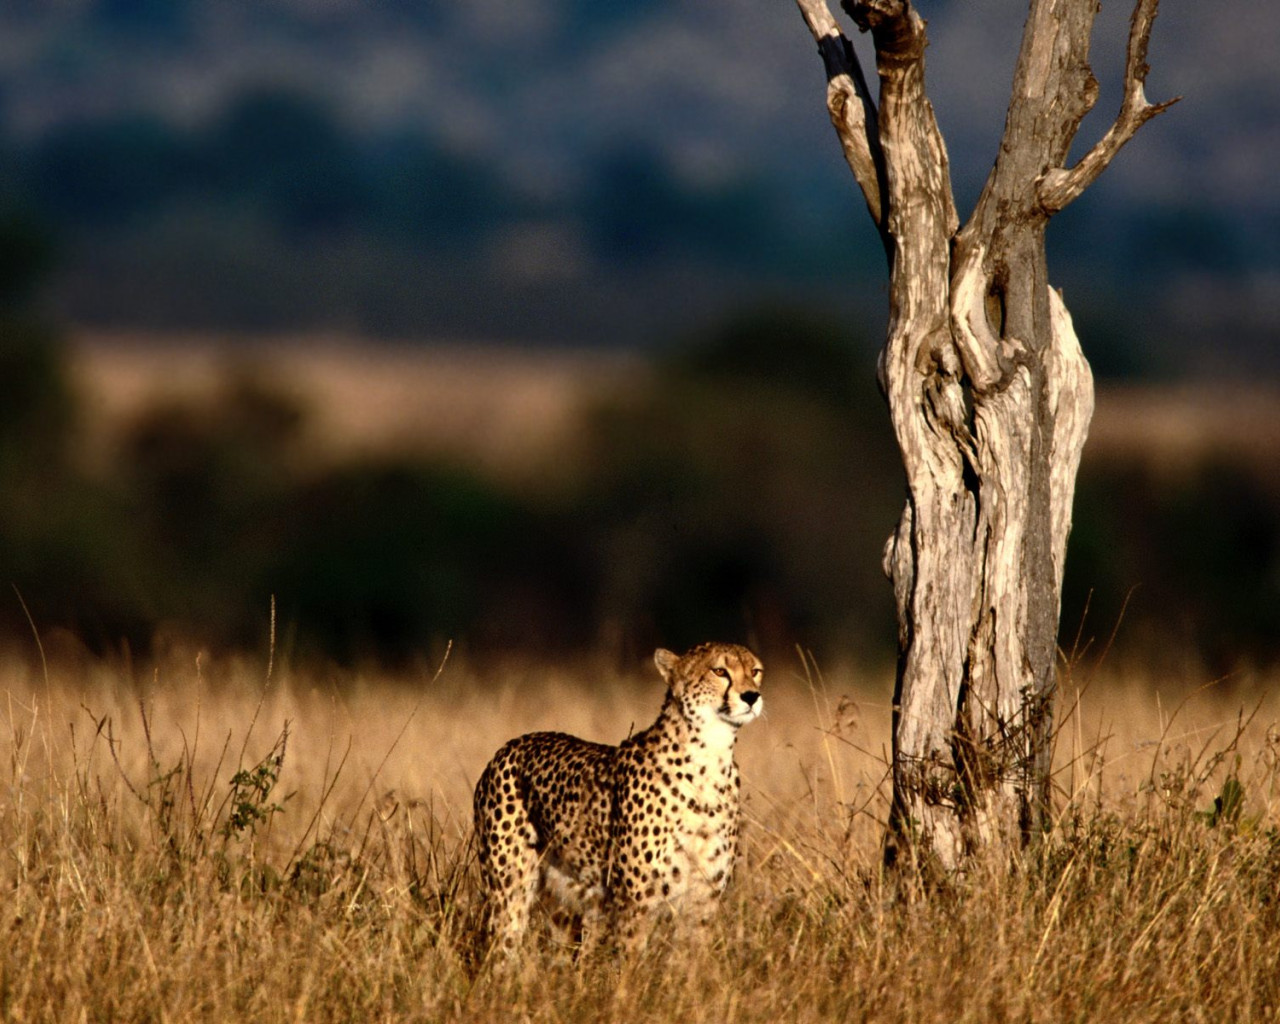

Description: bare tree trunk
[795,0,1176,870]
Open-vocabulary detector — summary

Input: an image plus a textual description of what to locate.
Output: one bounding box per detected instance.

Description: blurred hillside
[0,321,1275,672]
[0,0,1276,373]
[1,2,1276,670]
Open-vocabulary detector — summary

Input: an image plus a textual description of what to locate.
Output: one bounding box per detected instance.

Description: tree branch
[843,0,958,244]
[1037,0,1180,215]
[842,0,924,62]
[794,0,888,235]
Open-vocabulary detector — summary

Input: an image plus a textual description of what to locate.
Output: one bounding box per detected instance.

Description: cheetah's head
[654,642,763,729]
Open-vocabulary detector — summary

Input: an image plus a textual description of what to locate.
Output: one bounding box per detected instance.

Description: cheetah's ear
[653,648,679,682]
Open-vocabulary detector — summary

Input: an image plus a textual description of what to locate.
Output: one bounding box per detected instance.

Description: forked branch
[794,0,887,235]
[1037,0,1180,214]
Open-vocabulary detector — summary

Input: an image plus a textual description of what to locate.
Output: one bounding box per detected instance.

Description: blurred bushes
[0,291,1277,668]
[569,308,902,653]
[113,374,308,632]
[271,463,592,661]
[0,303,904,662]
[1065,460,1280,674]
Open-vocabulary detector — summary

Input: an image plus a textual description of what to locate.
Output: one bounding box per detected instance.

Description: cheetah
[472,642,763,954]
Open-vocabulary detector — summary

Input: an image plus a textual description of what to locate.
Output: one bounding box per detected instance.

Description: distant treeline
[2,84,865,344]
[1,265,1277,671]
[5,80,1266,370]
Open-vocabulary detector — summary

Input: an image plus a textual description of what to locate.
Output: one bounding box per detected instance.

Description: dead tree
[793,0,1177,869]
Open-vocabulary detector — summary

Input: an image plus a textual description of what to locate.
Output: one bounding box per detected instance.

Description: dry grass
[69,332,639,483]
[4,645,1280,1022]
[1087,382,1280,479]
[70,331,1280,482]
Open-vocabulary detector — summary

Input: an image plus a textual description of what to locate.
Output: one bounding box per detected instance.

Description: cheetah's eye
[712,666,730,679]
[751,667,762,679]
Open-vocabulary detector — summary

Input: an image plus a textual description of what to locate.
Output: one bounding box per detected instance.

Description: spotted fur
[472,642,764,954]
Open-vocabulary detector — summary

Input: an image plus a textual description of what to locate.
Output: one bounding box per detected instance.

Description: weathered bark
[794,0,1177,869]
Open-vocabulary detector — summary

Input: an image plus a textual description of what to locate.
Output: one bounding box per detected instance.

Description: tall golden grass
[3,644,1279,1022]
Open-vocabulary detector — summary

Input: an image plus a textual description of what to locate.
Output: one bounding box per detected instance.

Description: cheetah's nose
[741,691,760,707]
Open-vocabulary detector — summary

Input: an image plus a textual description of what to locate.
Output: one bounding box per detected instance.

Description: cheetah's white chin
[720,698,764,727]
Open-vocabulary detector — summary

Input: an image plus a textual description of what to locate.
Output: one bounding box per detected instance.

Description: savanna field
[1,338,1278,1021]
[4,641,1280,1023]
